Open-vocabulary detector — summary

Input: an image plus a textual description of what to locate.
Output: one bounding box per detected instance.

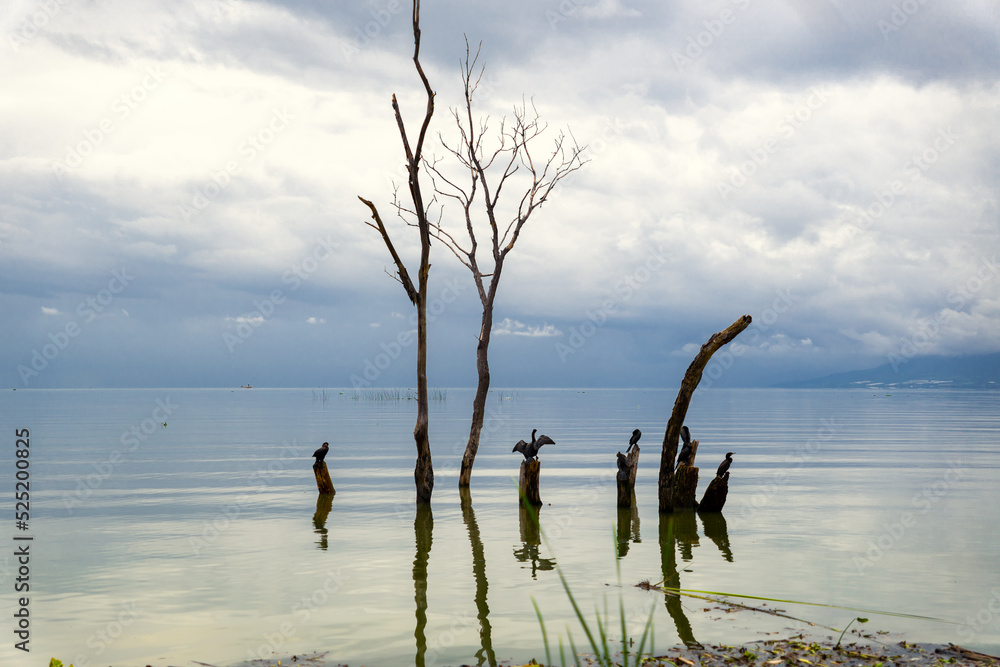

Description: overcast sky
[1,0,998,389]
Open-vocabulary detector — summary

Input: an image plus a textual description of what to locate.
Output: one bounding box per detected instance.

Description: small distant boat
[241,384,253,389]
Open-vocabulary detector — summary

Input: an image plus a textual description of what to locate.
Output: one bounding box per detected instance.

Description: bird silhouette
[626,428,641,453]
[512,429,555,461]
[677,425,693,466]
[313,442,330,464]
[716,452,733,478]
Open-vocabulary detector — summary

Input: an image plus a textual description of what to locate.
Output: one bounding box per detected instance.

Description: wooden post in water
[673,465,699,508]
[658,315,752,513]
[699,473,729,512]
[673,438,699,508]
[313,461,335,496]
[519,459,542,506]
[616,447,641,508]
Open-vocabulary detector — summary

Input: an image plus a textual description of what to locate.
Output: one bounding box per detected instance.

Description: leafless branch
[358,196,419,305]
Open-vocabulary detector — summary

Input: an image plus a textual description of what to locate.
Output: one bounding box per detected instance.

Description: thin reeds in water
[343,388,449,401]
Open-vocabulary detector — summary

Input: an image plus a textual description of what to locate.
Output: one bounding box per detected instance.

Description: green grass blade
[532,597,552,667]
[595,599,610,664]
[635,604,656,662]
[554,562,603,653]
[659,587,954,623]
[567,626,581,667]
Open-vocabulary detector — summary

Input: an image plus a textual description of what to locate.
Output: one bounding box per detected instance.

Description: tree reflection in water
[651,510,735,649]
[413,503,434,667]
[460,488,498,667]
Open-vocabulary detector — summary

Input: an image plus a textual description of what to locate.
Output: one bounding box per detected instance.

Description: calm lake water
[1,387,999,666]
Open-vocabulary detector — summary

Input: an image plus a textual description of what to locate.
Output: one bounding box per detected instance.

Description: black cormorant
[716,452,733,478]
[677,425,693,466]
[626,428,641,453]
[313,442,330,464]
[512,429,555,461]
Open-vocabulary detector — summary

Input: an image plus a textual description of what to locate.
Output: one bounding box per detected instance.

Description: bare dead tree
[358,0,436,504]
[658,314,752,512]
[426,41,586,488]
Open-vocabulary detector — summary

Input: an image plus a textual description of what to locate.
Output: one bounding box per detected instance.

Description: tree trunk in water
[616,447,640,508]
[313,461,335,495]
[672,464,699,508]
[414,288,434,503]
[658,315,752,513]
[519,459,541,506]
[459,308,493,487]
[699,474,729,512]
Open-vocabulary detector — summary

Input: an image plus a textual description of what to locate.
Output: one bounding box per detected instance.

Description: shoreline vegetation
[74,637,995,667]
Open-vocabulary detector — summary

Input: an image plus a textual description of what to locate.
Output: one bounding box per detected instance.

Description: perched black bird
[512,429,556,461]
[677,425,693,466]
[716,452,734,478]
[626,428,642,454]
[616,451,629,480]
[313,442,330,464]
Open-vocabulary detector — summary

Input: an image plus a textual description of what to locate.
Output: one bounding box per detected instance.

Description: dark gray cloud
[1,0,998,388]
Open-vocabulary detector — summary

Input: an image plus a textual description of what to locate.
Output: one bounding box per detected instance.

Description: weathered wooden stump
[657,315,752,513]
[519,459,541,506]
[699,473,729,512]
[616,447,641,508]
[313,461,335,495]
[672,464,700,508]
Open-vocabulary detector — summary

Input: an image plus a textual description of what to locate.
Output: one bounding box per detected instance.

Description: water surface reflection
[514,505,556,578]
[461,489,497,666]
[413,503,433,667]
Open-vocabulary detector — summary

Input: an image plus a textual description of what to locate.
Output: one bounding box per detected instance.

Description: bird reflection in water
[513,504,555,578]
[312,493,333,550]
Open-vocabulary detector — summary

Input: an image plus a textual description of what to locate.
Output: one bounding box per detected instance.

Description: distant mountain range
[777,352,1000,389]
